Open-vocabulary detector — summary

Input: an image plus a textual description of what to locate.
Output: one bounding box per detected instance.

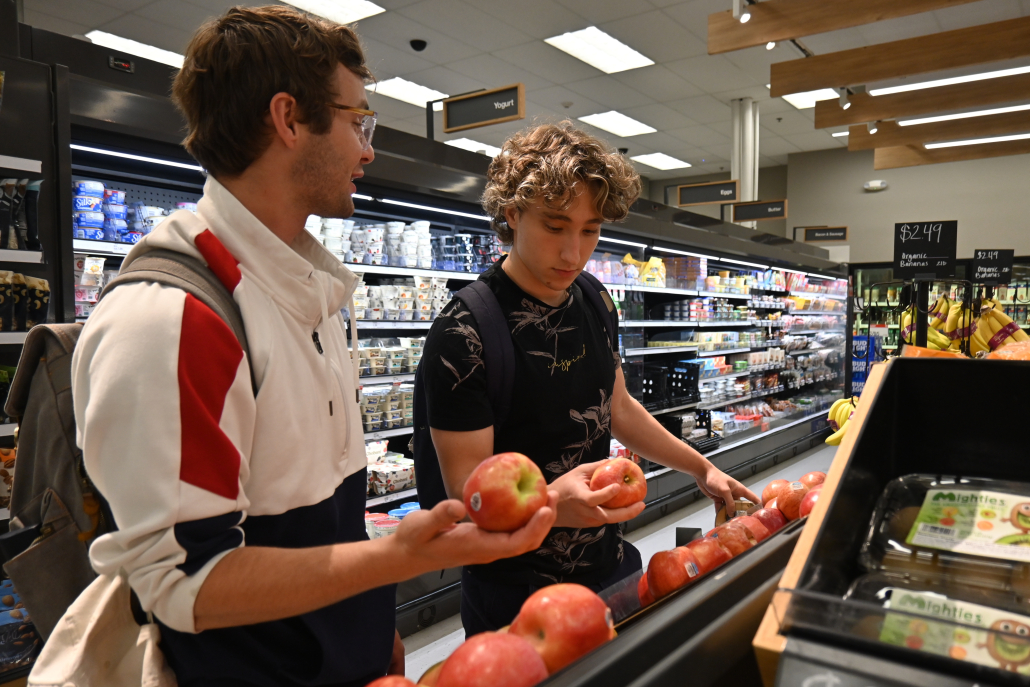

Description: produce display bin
[754,356,1030,686]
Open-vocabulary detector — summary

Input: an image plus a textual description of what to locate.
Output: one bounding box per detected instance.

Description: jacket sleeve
[72,282,256,633]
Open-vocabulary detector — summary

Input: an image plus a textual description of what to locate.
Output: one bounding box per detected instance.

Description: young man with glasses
[71,6,556,686]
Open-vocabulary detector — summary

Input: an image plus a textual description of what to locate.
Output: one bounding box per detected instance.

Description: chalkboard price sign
[893,220,958,279]
[971,248,1014,285]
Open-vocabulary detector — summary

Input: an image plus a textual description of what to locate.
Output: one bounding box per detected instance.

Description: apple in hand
[752,507,788,534]
[589,458,647,508]
[762,479,789,506]
[734,515,771,542]
[463,453,548,532]
[686,537,733,573]
[799,489,822,518]
[638,573,654,607]
[647,548,702,599]
[419,661,446,686]
[800,471,826,489]
[707,522,755,556]
[510,584,616,674]
[437,632,548,687]
[775,481,810,521]
[368,678,417,687]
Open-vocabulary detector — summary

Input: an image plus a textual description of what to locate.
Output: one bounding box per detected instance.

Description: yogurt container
[176,202,198,213]
[133,206,166,220]
[103,219,127,242]
[73,195,104,212]
[103,189,126,204]
[364,513,388,538]
[373,519,401,538]
[74,228,105,240]
[102,203,128,220]
[387,509,409,520]
[74,211,105,229]
[124,232,143,244]
[400,502,421,511]
[73,180,105,197]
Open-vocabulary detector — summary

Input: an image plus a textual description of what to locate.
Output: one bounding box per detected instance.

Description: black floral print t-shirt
[423,257,621,587]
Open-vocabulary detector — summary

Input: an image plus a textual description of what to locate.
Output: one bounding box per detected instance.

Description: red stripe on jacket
[178,293,244,500]
[195,229,242,293]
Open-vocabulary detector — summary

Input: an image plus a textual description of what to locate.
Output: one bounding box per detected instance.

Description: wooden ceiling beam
[708,0,981,55]
[770,16,1030,97]
[873,139,1030,169]
[814,72,1030,128]
[847,111,1030,150]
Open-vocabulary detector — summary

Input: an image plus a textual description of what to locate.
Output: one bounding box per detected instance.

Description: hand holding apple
[463,453,548,532]
[550,461,646,529]
[510,584,616,674]
[589,458,646,508]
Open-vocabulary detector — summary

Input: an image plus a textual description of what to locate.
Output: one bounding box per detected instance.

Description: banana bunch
[976,298,1030,353]
[943,302,976,351]
[900,306,952,350]
[825,396,858,446]
[928,295,951,332]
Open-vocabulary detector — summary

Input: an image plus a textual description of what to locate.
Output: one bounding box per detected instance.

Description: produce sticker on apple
[906,489,1030,563]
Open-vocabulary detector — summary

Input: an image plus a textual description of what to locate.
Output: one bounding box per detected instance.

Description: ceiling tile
[668,54,759,93]
[600,10,708,63]
[356,12,481,65]
[630,131,691,154]
[398,0,534,52]
[367,89,432,122]
[710,85,775,106]
[612,64,702,103]
[666,124,728,146]
[663,0,730,40]
[556,0,659,24]
[134,0,222,33]
[474,0,586,39]
[781,131,840,152]
[446,53,555,91]
[93,0,155,11]
[565,75,654,110]
[722,45,781,84]
[375,0,424,8]
[760,136,801,156]
[527,86,605,119]
[405,65,488,95]
[707,120,730,136]
[800,27,869,54]
[856,13,942,45]
[22,8,94,36]
[27,0,124,27]
[96,12,193,52]
[934,0,1023,30]
[185,0,259,13]
[621,103,700,130]
[760,108,815,136]
[360,35,437,79]
[491,41,601,85]
[665,94,731,124]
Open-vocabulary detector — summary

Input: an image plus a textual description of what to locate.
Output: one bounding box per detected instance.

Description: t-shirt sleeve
[422,299,494,432]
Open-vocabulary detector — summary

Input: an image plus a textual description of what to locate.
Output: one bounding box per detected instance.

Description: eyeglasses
[328,104,377,150]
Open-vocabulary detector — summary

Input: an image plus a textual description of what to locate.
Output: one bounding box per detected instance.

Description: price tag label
[971,248,1014,285]
[893,220,958,279]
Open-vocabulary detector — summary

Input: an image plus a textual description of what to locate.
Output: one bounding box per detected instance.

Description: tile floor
[402,443,839,682]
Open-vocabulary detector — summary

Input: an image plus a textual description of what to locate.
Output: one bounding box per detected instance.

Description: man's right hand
[389,492,559,573]
[549,461,646,528]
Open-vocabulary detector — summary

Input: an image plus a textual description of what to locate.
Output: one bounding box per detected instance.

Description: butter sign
[443,84,525,134]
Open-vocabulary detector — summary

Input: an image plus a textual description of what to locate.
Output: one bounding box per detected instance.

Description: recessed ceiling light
[282,0,385,23]
[870,65,1030,96]
[831,131,849,137]
[781,88,839,110]
[630,153,691,170]
[445,138,502,157]
[578,111,656,137]
[367,77,447,111]
[84,30,183,68]
[926,132,1030,149]
[899,103,1030,127]
[766,42,776,50]
[544,26,654,74]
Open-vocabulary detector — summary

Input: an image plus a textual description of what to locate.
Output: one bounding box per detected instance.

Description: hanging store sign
[442,83,524,134]
[676,180,738,207]
[971,248,1014,285]
[732,199,787,222]
[803,226,848,242]
[892,220,958,279]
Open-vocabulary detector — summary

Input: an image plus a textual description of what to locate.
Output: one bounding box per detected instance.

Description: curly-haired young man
[422,122,759,635]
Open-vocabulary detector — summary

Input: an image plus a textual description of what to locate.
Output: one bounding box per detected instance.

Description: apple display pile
[640,471,827,605]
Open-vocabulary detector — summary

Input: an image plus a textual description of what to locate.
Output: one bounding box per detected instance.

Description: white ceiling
[22,0,1030,180]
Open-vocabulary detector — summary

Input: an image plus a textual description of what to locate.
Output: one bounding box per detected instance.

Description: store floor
[401,443,839,680]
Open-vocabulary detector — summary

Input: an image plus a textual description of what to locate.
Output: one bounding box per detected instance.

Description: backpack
[0,248,251,640]
[412,270,619,510]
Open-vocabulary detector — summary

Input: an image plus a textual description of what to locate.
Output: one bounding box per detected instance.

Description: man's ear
[504,206,519,232]
[268,92,302,150]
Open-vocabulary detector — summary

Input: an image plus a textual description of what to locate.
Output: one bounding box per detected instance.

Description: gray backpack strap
[100,248,254,391]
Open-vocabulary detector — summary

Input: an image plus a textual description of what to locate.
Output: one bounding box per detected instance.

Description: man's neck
[501,249,568,307]
[216,169,307,247]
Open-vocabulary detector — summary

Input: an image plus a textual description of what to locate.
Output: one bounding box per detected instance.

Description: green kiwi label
[907,489,1030,563]
[880,589,1030,673]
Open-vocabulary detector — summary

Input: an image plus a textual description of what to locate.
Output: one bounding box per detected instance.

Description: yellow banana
[944,303,961,337]
[837,401,852,427]
[827,399,848,426]
[825,417,850,446]
[987,307,1030,343]
[970,327,990,354]
[983,309,1015,347]
[929,296,950,330]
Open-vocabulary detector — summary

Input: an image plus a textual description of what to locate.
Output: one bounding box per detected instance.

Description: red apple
[762,479,789,505]
[809,483,823,492]
[707,522,755,556]
[752,507,788,534]
[638,573,654,607]
[463,453,548,532]
[734,515,771,542]
[437,632,548,687]
[686,537,733,573]
[765,497,778,511]
[776,481,810,521]
[368,678,417,687]
[799,489,822,518]
[419,661,446,686]
[800,471,826,489]
[647,548,702,599]
[589,458,647,508]
[509,584,616,674]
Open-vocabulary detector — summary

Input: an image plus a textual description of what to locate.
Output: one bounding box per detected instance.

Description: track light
[740,10,751,23]
[867,121,878,135]
[733,0,751,23]
[838,88,851,111]
[766,41,776,50]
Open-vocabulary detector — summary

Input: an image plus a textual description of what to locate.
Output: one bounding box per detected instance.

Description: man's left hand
[695,465,760,514]
[388,629,404,675]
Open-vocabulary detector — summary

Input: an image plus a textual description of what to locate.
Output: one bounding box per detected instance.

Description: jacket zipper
[312,331,333,415]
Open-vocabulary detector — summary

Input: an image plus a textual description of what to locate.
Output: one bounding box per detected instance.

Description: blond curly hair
[482,121,641,244]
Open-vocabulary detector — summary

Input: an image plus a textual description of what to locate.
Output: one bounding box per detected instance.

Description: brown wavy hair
[172,5,372,178]
[482,121,641,244]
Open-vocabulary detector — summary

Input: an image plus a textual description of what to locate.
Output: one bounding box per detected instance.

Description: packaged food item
[79,257,106,286]
[102,203,128,220]
[10,273,27,332]
[24,277,50,328]
[176,202,198,213]
[103,218,127,242]
[987,341,1030,361]
[73,180,104,197]
[374,519,401,538]
[73,211,104,229]
[0,448,15,508]
[364,513,387,538]
[860,475,1030,596]
[103,189,126,204]
[72,195,103,212]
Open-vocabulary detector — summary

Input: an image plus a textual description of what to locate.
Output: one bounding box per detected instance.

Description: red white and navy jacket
[71,177,394,685]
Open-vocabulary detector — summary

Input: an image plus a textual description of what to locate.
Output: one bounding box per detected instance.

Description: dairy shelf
[0,155,42,173]
[699,394,752,411]
[366,487,418,508]
[786,329,845,335]
[0,333,28,345]
[790,291,846,301]
[359,374,415,385]
[73,239,133,257]
[697,291,750,300]
[624,345,699,357]
[0,425,15,437]
[650,401,699,416]
[699,370,752,382]
[790,311,845,316]
[0,250,42,263]
[353,320,433,329]
[696,347,751,357]
[364,426,413,441]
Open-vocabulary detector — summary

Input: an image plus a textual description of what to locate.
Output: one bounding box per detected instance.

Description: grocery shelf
[624,345,698,357]
[699,394,752,411]
[650,402,699,416]
[696,291,750,300]
[694,320,755,327]
[0,155,42,173]
[364,427,413,441]
[359,374,415,385]
[353,320,433,329]
[0,333,27,345]
[790,291,846,301]
[696,347,750,357]
[790,311,845,316]
[749,362,785,372]
[786,347,835,356]
[699,370,751,383]
[704,410,827,459]
[606,284,697,297]
[622,320,699,328]
[0,424,15,437]
[366,487,418,508]
[751,385,785,398]
[0,250,42,263]
[73,238,133,257]
[786,329,845,335]
[855,324,899,329]
[348,264,478,281]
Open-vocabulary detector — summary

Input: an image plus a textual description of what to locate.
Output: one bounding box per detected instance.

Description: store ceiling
[21,0,1030,180]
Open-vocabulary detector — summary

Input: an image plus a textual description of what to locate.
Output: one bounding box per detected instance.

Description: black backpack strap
[455,280,515,431]
[575,271,620,356]
[99,248,255,391]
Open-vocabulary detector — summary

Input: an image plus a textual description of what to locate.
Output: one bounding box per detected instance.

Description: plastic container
[387,509,409,520]
[73,211,105,229]
[374,519,401,538]
[364,513,388,538]
[400,502,421,511]
[102,203,128,220]
[103,189,126,204]
[73,195,104,212]
[73,180,105,197]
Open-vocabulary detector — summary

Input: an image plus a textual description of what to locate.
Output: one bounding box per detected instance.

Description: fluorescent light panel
[808,273,841,280]
[598,237,648,248]
[282,0,385,23]
[544,26,654,74]
[832,131,849,137]
[367,78,447,111]
[353,194,373,201]
[85,30,183,68]
[445,138,502,158]
[899,103,1030,126]
[925,132,1030,149]
[578,111,656,137]
[653,246,715,260]
[70,144,203,171]
[379,198,489,221]
[719,258,768,269]
[630,153,691,170]
[870,65,1030,96]
[781,88,839,110]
